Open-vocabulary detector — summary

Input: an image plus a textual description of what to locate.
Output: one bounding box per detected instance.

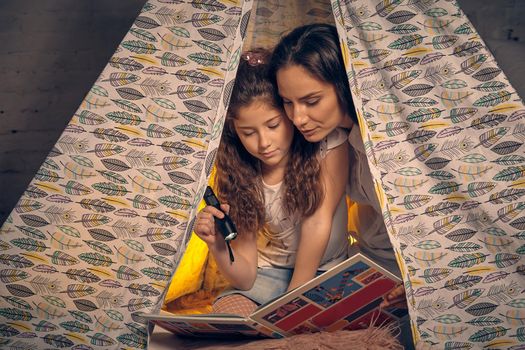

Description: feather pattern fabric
[0,0,250,348]
[332,0,525,348]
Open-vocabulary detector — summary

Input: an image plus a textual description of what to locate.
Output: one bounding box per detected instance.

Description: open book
[143,253,408,338]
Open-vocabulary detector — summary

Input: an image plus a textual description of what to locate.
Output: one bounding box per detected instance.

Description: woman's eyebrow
[281,91,323,101]
[299,91,322,100]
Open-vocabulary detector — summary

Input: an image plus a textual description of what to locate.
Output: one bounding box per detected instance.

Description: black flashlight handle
[203,186,238,242]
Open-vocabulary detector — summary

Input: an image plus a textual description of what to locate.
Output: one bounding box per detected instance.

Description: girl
[194,48,350,315]
[268,24,406,309]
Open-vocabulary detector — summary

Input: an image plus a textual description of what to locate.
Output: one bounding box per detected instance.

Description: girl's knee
[212,294,258,317]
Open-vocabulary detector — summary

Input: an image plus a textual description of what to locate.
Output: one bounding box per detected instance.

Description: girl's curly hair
[215,48,323,236]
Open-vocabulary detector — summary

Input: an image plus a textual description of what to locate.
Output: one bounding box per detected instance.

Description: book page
[142,311,280,338]
[250,253,408,336]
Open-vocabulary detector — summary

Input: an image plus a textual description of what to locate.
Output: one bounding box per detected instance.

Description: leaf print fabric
[331,0,525,348]
[0,0,252,348]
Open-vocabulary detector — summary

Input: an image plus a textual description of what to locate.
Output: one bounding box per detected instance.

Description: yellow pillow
[162,167,229,314]
[163,233,209,305]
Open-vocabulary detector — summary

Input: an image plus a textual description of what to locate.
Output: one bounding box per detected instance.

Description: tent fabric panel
[332,0,524,348]
[0,1,251,349]
[243,0,336,49]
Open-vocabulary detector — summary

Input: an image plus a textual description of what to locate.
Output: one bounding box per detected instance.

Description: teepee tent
[0,1,523,349]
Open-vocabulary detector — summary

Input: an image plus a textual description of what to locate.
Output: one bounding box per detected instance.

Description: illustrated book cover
[142,253,408,338]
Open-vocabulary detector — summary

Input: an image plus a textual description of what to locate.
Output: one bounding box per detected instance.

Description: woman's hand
[380,284,407,309]
[194,203,230,247]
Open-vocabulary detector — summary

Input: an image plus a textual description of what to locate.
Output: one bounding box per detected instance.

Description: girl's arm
[288,142,349,291]
[194,204,258,290]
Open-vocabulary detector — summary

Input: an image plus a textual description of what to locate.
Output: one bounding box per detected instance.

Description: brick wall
[0,1,147,223]
[460,0,524,41]
[0,0,524,224]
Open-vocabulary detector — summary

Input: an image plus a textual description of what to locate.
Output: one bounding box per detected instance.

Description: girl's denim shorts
[217,266,294,305]
[216,267,326,305]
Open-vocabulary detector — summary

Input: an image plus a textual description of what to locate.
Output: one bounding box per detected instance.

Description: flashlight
[203,186,238,242]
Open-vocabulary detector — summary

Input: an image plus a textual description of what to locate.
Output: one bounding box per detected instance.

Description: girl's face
[277,64,347,143]
[233,100,294,170]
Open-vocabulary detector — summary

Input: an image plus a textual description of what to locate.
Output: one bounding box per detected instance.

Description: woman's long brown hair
[215,48,323,236]
[268,23,357,123]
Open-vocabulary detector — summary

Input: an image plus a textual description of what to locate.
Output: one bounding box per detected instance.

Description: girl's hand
[194,203,230,247]
[380,284,407,309]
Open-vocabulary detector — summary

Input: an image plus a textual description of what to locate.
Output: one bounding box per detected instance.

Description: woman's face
[277,64,347,143]
[233,100,294,170]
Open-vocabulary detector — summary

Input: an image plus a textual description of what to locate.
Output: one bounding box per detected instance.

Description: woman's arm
[194,204,258,290]
[288,142,349,291]
[381,284,408,309]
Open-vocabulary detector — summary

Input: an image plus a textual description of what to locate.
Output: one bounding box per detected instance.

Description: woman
[268,23,408,311]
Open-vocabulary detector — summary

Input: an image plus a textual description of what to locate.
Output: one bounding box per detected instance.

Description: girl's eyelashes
[242,122,280,136]
[239,121,280,137]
